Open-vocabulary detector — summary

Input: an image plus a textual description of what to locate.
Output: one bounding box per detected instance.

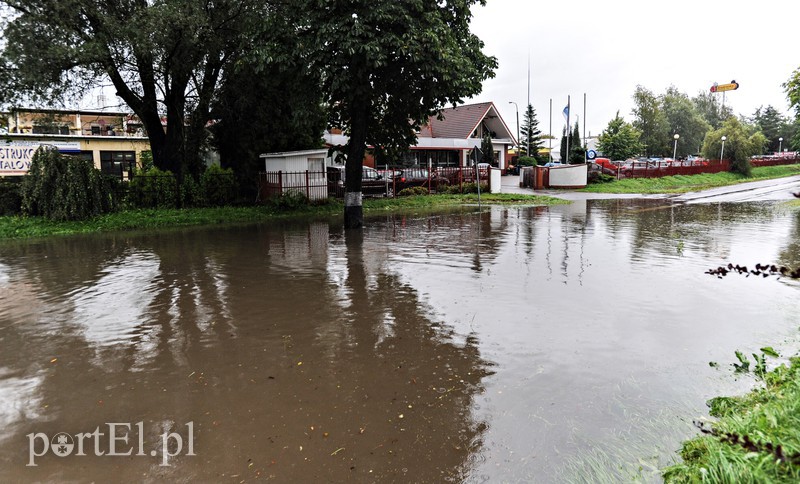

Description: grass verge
[582,164,800,194]
[0,193,564,240]
[663,356,800,482]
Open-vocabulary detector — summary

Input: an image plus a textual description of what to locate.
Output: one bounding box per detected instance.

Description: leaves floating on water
[705,262,800,279]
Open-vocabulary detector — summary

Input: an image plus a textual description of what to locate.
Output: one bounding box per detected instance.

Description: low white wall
[548,164,587,188]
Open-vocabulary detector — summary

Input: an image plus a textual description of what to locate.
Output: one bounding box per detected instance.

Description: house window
[100,151,136,178]
[32,125,70,135]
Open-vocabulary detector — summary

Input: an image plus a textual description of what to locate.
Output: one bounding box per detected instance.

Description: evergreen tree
[559,126,567,163]
[569,122,584,164]
[519,104,544,162]
[597,112,643,160]
[480,132,496,166]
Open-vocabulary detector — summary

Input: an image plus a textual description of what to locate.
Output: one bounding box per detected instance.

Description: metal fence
[258,166,491,201]
[750,156,800,168]
[618,159,731,178]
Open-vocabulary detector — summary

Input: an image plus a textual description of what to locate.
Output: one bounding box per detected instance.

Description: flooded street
[1,200,800,482]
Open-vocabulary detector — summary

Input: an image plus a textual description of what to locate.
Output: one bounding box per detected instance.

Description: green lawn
[0,192,564,240]
[663,355,800,482]
[582,164,800,194]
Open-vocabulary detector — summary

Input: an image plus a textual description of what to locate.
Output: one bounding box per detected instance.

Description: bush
[20,147,114,221]
[443,182,488,194]
[128,167,179,208]
[517,156,537,167]
[268,189,310,210]
[201,164,236,206]
[0,177,22,216]
[588,172,616,184]
[397,186,429,197]
[180,174,203,208]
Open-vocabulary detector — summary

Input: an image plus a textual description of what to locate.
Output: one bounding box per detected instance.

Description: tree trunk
[344,99,368,229]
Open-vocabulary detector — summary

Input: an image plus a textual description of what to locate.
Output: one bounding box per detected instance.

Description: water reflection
[0,223,491,482]
[1,201,799,481]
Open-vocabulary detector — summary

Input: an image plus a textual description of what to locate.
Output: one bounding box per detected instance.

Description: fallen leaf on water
[50,358,57,363]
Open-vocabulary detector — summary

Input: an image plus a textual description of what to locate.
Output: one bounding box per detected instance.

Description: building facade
[1,109,151,178]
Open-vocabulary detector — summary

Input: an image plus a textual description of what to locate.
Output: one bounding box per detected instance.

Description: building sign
[710,81,739,93]
[0,141,81,176]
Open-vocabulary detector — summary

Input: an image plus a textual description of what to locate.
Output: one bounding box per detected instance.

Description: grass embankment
[0,192,563,239]
[582,164,800,194]
[663,357,800,482]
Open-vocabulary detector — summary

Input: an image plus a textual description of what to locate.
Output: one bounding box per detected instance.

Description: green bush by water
[663,353,800,482]
[20,147,115,221]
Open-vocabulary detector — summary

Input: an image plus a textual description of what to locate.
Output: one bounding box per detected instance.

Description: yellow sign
[710,82,739,93]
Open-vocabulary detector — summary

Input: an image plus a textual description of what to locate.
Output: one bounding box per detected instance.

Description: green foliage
[569,122,584,164]
[180,174,204,208]
[0,0,269,176]
[267,189,310,210]
[443,182,488,194]
[661,87,711,158]
[20,147,114,221]
[597,112,643,160]
[139,151,154,171]
[398,186,429,197]
[692,91,732,130]
[0,177,22,216]
[588,173,615,184]
[282,0,496,222]
[200,164,237,206]
[128,167,179,209]
[632,85,670,156]
[752,105,792,153]
[519,104,544,161]
[480,132,496,165]
[701,117,765,176]
[785,67,800,118]
[516,156,537,167]
[663,356,800,483]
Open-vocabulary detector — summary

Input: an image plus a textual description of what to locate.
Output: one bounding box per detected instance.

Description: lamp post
[779,137,783,154]
[508,101,520,156]
[720,136,727,161]
[673,133,680,161]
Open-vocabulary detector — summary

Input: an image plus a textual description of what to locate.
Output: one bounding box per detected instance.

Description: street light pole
[508,101,520,155]
[673,133,680,161]
[720,136,727,161]
[779,137,783,154]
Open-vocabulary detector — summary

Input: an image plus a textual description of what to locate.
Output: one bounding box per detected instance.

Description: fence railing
[258,166,491,201]
[618,159,731,178]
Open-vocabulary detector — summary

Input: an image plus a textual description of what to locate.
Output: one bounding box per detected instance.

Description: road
[500,174,800,203]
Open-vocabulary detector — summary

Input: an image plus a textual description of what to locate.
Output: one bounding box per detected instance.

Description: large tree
[692,91,732,130]
[661,87,710,158]
[631,85,669,157]
[597,112,643,160]
[283,0,496,228]
[701,117,766,176]
[0,0,267,179]
[787,67,800,150]
[752,105,793,154]
[519,103,544,162]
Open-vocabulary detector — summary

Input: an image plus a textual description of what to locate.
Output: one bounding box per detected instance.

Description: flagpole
[527,55,531,157]
[583,92,587,164]
[566,95,571,164]
[549,98,552,162]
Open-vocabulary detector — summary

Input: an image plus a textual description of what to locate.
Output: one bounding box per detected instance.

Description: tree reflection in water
[0,223,492,482]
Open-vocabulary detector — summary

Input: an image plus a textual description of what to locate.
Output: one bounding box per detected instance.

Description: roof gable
[427,102,515,142]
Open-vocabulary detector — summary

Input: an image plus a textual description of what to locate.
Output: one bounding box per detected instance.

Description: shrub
[128,167,179,208]
[180,174,204,208]
[268,189,309,210]
[397,186,429,196]
[20,147,114,221]
[588,172,616,184]
[443,182,488,194]
[201,164,236,206]
[0,177,22,216]
[517,156,537,167]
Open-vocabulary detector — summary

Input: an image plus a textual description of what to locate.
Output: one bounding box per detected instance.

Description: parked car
[393,167,449,192]
[543,162,563,167]
[326,165,388,197]
[594,158,619,173]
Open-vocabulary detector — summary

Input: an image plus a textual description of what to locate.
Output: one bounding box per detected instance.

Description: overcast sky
[467,0,800,142]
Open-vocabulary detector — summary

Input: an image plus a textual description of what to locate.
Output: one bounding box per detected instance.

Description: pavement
[499,174,800,203]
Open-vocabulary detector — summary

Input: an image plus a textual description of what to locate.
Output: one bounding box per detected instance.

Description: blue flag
[562,105,569,122]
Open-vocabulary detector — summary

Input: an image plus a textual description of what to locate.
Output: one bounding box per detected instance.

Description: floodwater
[1,200,800,482]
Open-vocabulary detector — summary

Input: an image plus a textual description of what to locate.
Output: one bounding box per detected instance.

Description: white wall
[548,164,587,188]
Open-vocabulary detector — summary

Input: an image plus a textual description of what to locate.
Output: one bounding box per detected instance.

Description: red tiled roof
[427,102,494,139]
